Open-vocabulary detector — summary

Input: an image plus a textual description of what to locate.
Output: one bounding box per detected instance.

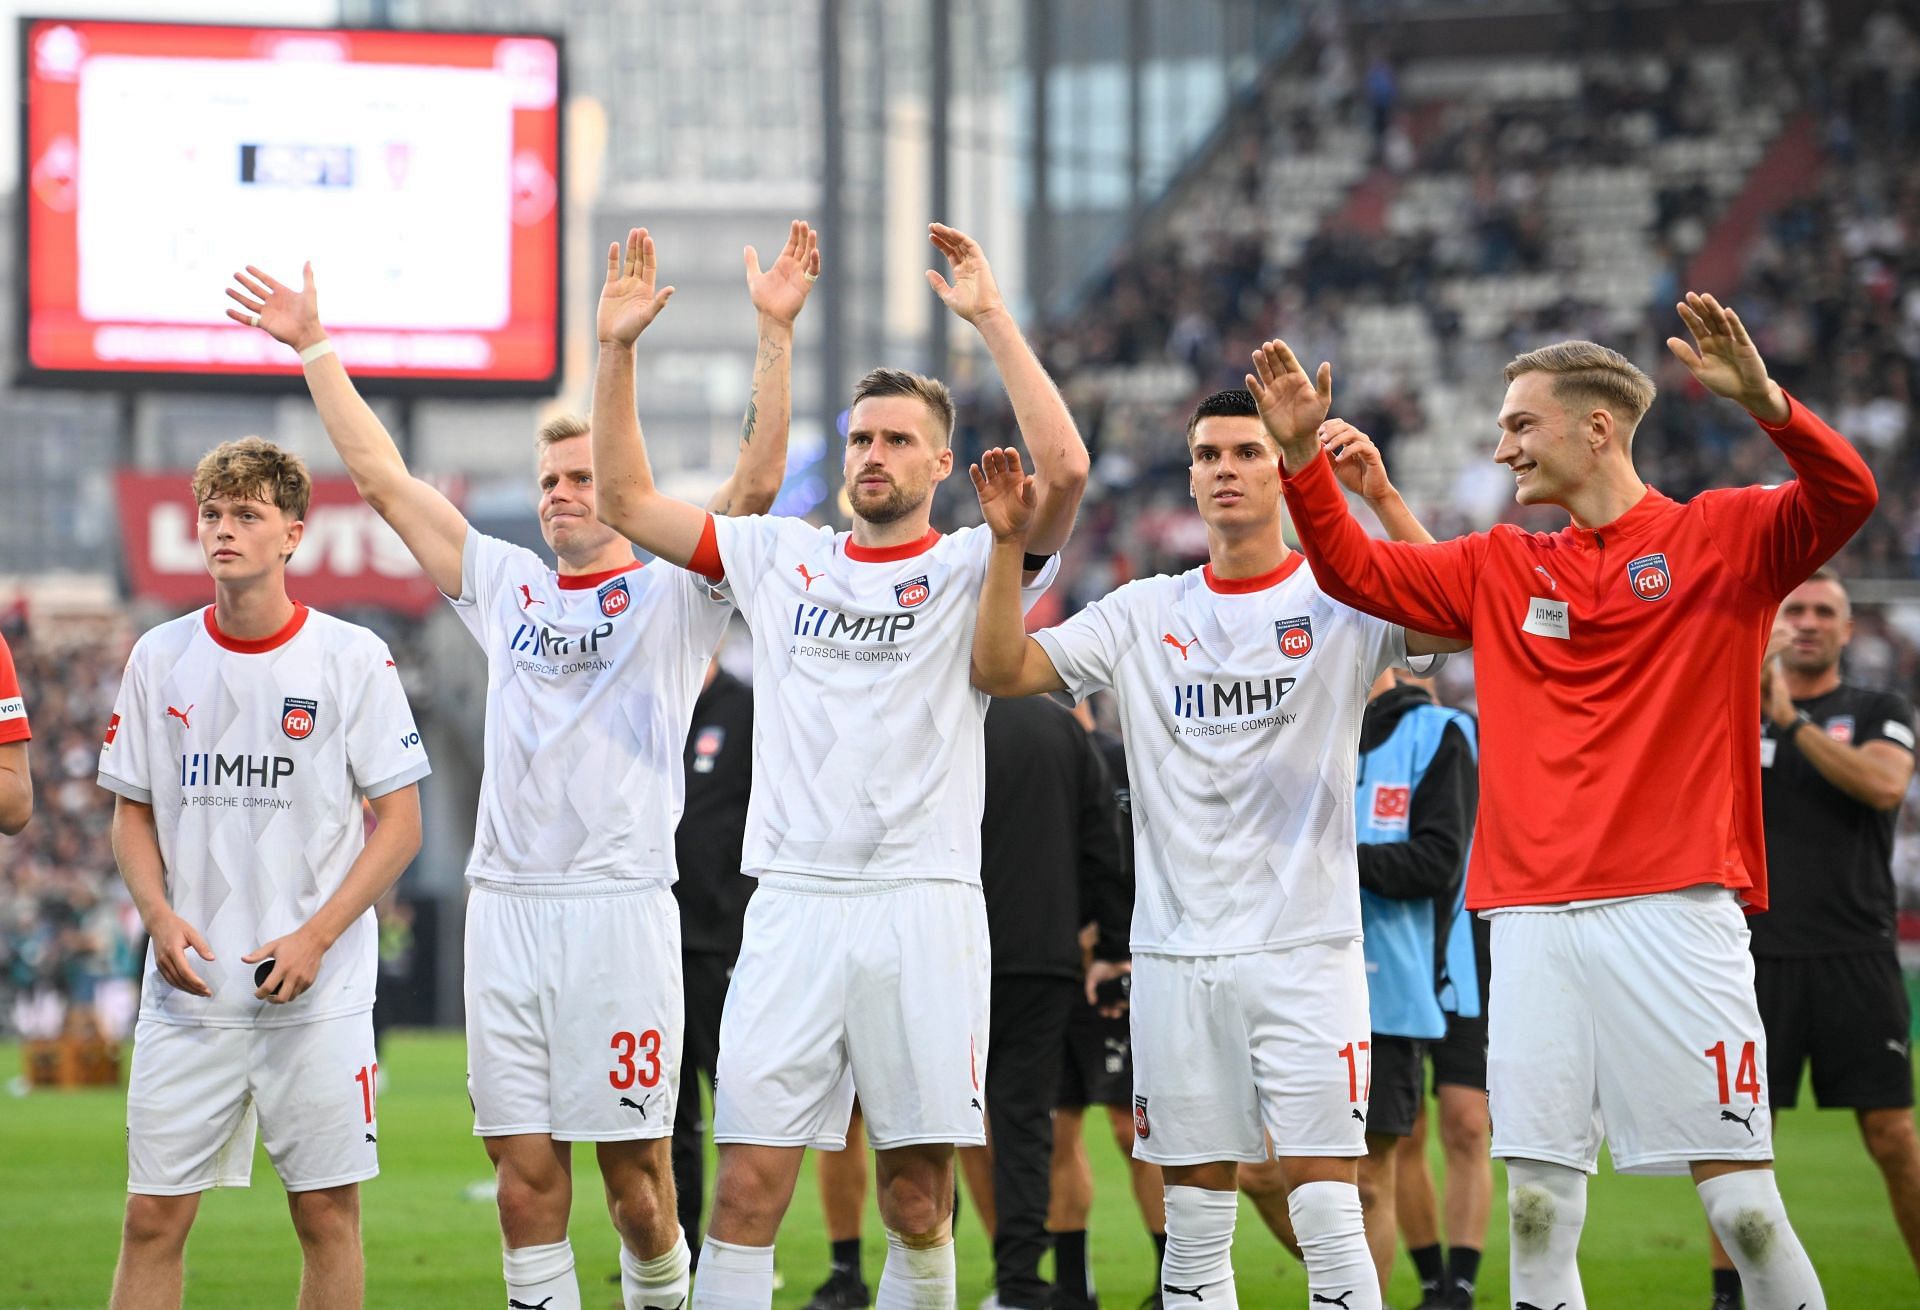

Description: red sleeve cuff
[688,515,724,583]
[1281,446,1335,487]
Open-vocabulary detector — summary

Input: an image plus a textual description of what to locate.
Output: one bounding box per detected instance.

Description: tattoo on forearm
[740,400,757,449]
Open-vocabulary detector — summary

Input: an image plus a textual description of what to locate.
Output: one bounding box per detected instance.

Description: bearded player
[226,220,819,1310]
[590,222,1088,1308]
[968,390,1459,1310]
[99,438,428,1310]
[1269,295,1876,1310]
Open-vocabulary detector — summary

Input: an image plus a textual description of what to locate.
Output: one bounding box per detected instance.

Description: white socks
[874,1229,956,1309]
[1506,1159,1588,1310]
[1288,1180,1381,1310]
[621,1229,692,1309]
[688,1237,774,1309]
[503,1240,581,1310]
[1698,1170,1825,1310]
[1162,1185,1238,1307]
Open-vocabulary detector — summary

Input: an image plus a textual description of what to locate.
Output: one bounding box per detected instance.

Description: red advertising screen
[20,18,563,395]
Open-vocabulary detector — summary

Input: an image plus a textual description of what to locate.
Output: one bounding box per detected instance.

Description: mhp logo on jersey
[1276,615,1313,659]
[894,574,931,609]
[1372,783,1411,827]
[282,698,318,740]
[1627,552,1671,602]
[598,576,631,618]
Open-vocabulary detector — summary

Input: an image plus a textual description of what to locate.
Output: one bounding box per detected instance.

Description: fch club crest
[894,575,931,609]
[1276,615,1313,659]
[282,697,318,740]
[598,575,631,618]
[1627,552,1671,602]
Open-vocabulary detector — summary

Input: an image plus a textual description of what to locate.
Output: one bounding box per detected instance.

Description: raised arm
[707,220,821,516]
[1668,292,1878,593]
[928,224,1089,567]
[0,741,29,835]
[1319,418,1436,545]
[590,228,714,569]
[969,448,1069,696]
[227,264,467,597]
[1250,340,1481,641]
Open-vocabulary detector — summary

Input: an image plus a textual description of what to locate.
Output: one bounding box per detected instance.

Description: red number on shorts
[354,1063,378,1124]
[610,1031,663,1090]
[1705,1040,1761,1105]
[1337,1040,1372,1102]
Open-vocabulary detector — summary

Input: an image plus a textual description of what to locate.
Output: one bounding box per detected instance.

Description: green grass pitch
[1,1031,1911,1307]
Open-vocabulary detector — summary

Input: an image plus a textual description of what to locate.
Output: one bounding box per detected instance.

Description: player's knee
[1439,1104,1489,1156]
[1238,1158,1287,1200]
[121,1194,195,1250]
[287,1187,360,1249]
[494,1163,570,1239]
[1861,1109,1920,1170]
[1105,1104,1135,1155]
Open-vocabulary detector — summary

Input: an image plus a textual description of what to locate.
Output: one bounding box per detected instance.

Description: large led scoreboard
[19,18,565,395]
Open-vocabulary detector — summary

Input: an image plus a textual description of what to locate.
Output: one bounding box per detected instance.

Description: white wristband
[298,339,336,365]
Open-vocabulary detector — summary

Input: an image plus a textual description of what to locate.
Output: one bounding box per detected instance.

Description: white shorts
[464,881,683,1141]
[1129,937,1372,1166]
[127,1011,378,1195]
[713,878,990,1151]
[1488,887,1775,1176]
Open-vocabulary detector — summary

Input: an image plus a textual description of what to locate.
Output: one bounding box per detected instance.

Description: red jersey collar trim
[1570,485,1673,542]
[1203,552,1305,594]
[844,528,942,563]
[556,560,642,590]
[203,602,309,653]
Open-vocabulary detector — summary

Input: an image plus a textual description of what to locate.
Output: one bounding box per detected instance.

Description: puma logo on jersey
[970,1097,983,1114]
[1515,1303,1566,1310]
[1351,1108,1364,1122]
[166,705,194,728]
[1720,1108,1758,1135]
[508,1300,554,1310]
[1534,565,1559,592]
[364,1132,376,1143]
[1162,633,1198,660]
[518,585,544,609]
[1162,1284,1205,1301]
[796,563,822,590]
[1311,1294,1355,1308]
[618,1096,649,1118]
[385,659,395,668]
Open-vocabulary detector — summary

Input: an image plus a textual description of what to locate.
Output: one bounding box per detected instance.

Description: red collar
[557,561,642,590]
[203,601,309,653]
[1203,553,1305,594]
[844,528,941,563]
[1565,486,1675,545]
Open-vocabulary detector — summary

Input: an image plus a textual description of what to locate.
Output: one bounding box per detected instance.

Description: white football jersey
[449,530,731,888]
[97,604,430,1028]
[709,517,1056,882]
[1034,555,1406,955]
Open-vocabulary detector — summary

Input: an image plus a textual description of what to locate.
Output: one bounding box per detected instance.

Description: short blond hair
[1504,340,1656,427]
[536,413,591,447]
[191,436,311,520]
[850,368,955,448]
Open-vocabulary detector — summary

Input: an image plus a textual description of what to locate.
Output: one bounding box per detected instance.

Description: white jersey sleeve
[1032,582,1140,702]
[343,636,431,798]
[449,528,520,645]
[99,639,156,803]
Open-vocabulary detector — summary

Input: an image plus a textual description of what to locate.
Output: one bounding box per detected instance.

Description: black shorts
[1430,1012,1489,1094]
[1057,998,1133,1109]
[1756,952,1914,1110]
[1367,1035,1428,1137]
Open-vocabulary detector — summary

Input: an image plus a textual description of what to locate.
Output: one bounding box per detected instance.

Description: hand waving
[970,446,1035,543]
[598,228,675,347]
[927,223,1006,326]
[226,263,325,353]
[1319,419,1396,501]
[1665,291,1787,422]
[1247,339,1334,450]
[745,220,821,326]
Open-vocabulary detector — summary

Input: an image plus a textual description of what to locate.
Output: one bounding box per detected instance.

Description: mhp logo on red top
[1627,552,1672,602]
[282,697,318,740]
[598,576,631,618]
[1371,783,1411,826]
[894,574,931,609]
[1275,615,1313,659]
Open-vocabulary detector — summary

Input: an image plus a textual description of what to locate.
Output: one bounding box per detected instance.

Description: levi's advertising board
[116,472,460,616]
[20,18,563,395]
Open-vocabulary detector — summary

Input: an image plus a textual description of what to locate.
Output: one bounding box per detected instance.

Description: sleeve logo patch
[1371,783,1412,827]
[1275,616,1313,659]
[282,697,318,740]
[1627,552,1671,602]
[103,711,120,745]
[1883,720,1915,750]
[0,695,24,721]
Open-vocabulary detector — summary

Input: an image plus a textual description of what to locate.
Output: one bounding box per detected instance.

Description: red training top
[1282,393,1876,911]
[0,632,30,744]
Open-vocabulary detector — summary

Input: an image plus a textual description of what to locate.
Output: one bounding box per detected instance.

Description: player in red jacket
[1254,294,1875,1310]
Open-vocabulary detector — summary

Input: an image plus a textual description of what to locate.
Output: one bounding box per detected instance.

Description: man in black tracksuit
[670,658,756,1260]
[970,693,1131,1310]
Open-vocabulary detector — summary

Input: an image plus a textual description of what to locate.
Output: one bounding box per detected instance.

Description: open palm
[225,263,322,352]
[927,223,1005,325]
[1247,339,1334,448]
[598,227,675,347]
[970,447,1034,541]
[1665,291,1772,408]
[745,220,821,325]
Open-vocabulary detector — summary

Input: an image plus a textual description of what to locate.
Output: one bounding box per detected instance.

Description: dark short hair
[850,368,955,448]
[1185,388,1264,448]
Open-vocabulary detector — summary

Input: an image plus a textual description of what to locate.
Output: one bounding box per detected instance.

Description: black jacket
[673,669,756,958]
[978,696,1131,977]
